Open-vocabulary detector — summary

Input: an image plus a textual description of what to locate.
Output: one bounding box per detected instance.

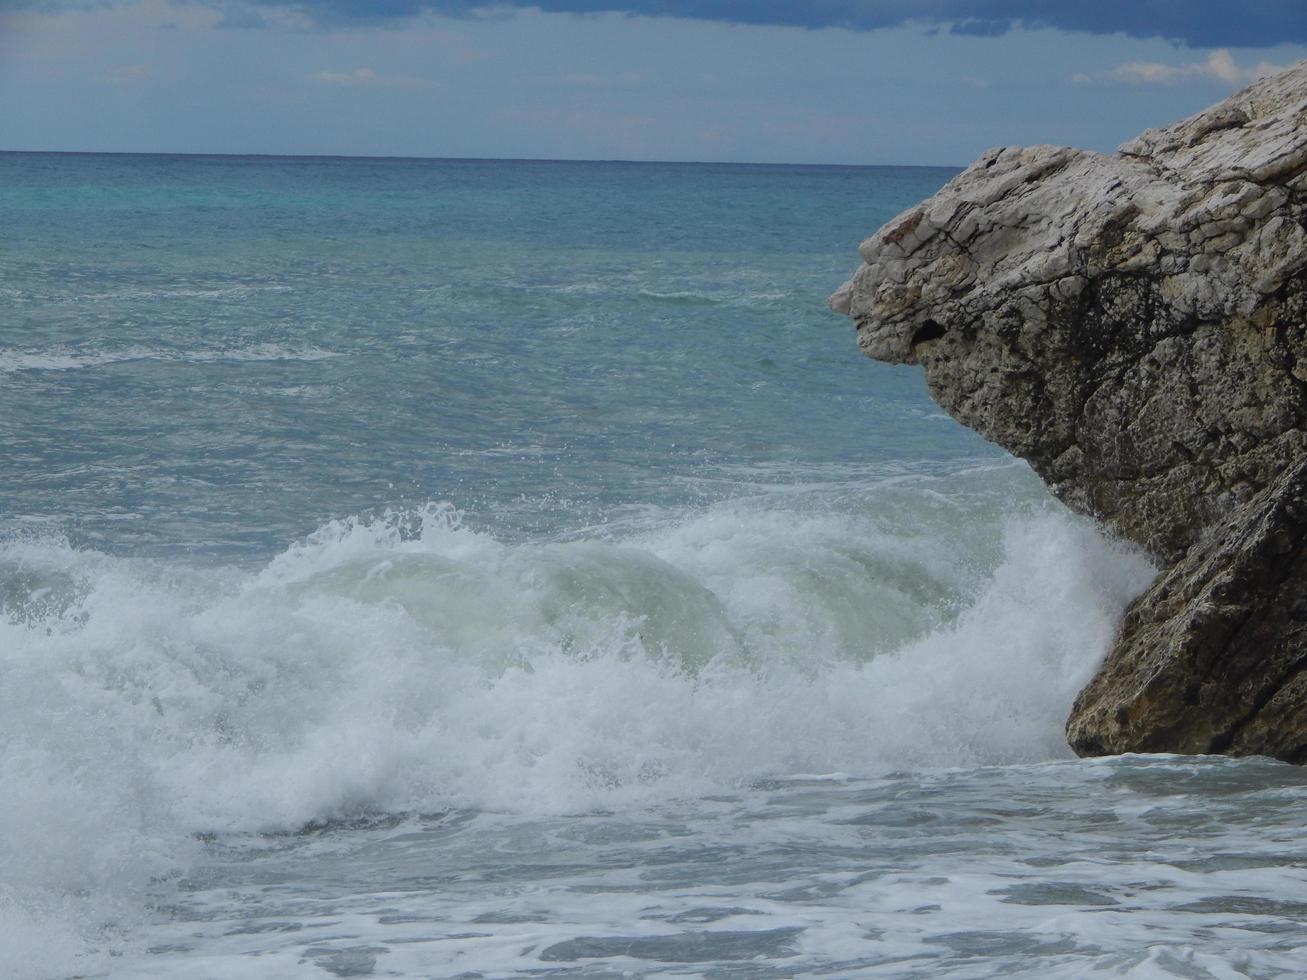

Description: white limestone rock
[830,61,1307,763]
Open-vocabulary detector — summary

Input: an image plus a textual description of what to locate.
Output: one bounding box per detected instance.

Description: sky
[1,1,1306,165]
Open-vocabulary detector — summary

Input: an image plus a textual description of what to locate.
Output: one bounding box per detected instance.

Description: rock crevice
[829,62,1307,761]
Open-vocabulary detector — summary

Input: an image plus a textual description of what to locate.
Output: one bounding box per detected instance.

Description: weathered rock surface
[829,62,1307,762]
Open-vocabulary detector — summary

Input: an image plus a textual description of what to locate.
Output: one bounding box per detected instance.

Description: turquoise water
[2,153,975,556]
[4,153,1307,979]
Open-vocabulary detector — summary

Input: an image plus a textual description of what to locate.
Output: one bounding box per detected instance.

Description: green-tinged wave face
[0,479,1153,963]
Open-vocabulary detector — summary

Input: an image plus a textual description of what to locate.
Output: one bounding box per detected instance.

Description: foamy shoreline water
[2,487,1157,977]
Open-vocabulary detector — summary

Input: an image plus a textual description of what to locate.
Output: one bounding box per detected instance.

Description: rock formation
[829,62,1307,762]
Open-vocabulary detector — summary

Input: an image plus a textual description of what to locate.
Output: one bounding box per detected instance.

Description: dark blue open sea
[4,152,1307,978]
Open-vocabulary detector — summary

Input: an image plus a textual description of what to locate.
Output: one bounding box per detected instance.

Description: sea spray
[0,478,1153,974]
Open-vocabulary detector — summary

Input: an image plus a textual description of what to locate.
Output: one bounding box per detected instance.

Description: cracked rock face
[830,62,1307,762]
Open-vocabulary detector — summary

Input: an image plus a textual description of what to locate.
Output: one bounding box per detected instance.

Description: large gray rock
[830,62,1307,762]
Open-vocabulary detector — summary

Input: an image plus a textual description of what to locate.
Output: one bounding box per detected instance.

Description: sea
[3,152,1306,979]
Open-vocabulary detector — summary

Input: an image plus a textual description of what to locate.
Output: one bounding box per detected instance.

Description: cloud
[5,0,1301,49]
[561,71,646,86]
[214,4,273,27]
[306,66,376,83]
[98,63,150,83]
[7,0,1306,48]
[174,0,1307,49]
[1090,50,1286,87]
[305,66,429,86]
[0,1,128,8]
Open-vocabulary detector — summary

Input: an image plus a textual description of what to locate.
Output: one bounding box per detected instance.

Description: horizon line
[0,148,965,170]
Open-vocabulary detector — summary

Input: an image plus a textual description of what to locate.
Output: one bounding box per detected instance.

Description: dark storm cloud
[5,0,1303,48]
[232,0,1307,49]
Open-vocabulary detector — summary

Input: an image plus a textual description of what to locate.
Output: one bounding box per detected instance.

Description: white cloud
[307,67,378,86]
[98,64,150,84]
[1101,50,1285,87]
[306,67,429,88]
[560,72,647,86]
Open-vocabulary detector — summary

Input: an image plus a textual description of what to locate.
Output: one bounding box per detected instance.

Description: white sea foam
[122,754,1307,979]
[0,491,1153,976]
[75,284,295,302]
[633,286,791,307]
[0,344,342,373]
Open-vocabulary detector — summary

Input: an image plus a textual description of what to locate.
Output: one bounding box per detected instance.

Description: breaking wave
[0,476,1152,976]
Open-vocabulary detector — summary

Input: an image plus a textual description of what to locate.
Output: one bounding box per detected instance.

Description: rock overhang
[829,61,1307,762]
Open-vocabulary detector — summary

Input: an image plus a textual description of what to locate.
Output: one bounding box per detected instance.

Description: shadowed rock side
[829,62,1307,762]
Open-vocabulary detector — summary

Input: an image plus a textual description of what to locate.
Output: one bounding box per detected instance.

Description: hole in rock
[911,319,948,348]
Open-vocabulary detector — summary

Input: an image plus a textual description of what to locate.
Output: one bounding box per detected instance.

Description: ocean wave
[78,284,294,303]
[0,488,1152,975]
[0,343,343,373]
[633,286,791,307]
[521,278,792,307]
